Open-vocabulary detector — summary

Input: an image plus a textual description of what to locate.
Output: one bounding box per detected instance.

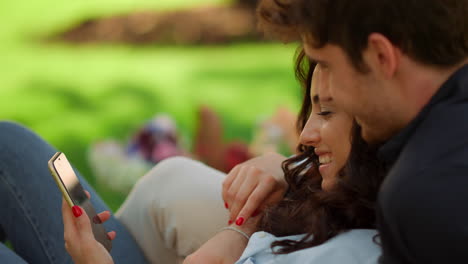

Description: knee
[0,121,55,179]
[0,121,29,137]
[0,121,36,147]
[128,157,199,201]
[130,157,203,212]
[156,156,203,172]
[135,156,203,186]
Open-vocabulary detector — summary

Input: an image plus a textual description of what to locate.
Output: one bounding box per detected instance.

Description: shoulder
[378,161,468,247]
[293,230,380,263]
[236,230,380,264]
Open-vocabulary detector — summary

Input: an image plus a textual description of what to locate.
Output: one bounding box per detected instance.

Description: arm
[184,216,258,264]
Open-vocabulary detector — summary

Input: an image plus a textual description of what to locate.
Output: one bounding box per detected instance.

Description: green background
[0,0,301,211]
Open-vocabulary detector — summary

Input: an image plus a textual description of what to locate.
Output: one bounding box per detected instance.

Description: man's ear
[364,33,400,79]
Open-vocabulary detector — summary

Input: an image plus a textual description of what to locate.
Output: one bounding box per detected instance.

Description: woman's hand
[184,217,259,264]
[222,152,288,225]
[62,191,116,264]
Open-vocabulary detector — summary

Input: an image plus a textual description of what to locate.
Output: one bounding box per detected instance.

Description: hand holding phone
[48,152,112,252]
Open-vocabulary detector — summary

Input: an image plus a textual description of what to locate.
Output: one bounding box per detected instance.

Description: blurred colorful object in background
[89,114,185,192]
[127,114,184,163]
[88,105,297,192]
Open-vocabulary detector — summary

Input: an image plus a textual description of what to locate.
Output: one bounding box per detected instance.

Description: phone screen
[49,152,112,252]
[52,154,88,205]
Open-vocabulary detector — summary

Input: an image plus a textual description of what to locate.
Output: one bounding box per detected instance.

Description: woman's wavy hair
[257,48,386,254]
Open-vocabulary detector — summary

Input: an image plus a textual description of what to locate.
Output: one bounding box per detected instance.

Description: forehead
[310,66,320,100]
[310,64,332,103]
[302,39,345,67]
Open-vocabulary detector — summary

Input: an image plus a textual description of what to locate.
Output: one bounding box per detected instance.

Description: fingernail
[72,206,83,218]
[93,215,102,224]
[228,220,233,225]
[236,217,244,226]
[224,202,229,209]
[107,233,112,240]
[252,210,260,217]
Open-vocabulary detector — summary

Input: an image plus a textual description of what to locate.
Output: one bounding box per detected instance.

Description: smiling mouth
[318,154,333,165]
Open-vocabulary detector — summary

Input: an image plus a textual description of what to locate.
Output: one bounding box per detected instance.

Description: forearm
[184,218,258,264]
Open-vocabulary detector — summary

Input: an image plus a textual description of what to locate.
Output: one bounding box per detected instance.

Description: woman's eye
[317,111,332,116]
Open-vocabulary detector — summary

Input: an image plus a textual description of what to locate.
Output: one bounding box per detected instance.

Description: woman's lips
[318,153,333,174]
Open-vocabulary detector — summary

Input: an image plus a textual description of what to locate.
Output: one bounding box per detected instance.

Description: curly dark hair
[257,48,386,253]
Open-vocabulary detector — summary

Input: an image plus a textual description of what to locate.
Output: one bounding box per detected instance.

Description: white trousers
[115,157,229,264]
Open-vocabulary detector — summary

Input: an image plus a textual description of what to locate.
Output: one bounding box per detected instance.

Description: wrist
[233,216,259,236]
[219,226,250,241]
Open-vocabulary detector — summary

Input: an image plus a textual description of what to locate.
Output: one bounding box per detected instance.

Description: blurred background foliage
[0,0,300,210]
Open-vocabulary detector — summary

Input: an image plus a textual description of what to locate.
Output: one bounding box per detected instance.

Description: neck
[397,58,468,125]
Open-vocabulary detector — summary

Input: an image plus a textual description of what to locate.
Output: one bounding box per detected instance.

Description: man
[258,0,468,263]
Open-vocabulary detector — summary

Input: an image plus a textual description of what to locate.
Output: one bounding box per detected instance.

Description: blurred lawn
[0,0,301,211]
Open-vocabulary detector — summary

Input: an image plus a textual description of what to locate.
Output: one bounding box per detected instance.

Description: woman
[183,52,386,263]
[60,47,385,263]
[0,49,383,264]
[0,45,385,263]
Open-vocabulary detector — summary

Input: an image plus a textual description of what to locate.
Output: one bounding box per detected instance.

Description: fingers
[62,198,78,241]
[225,165,280,225]
[95,211,112,224]
[107,231,117,241]
[228,170,258,223]
[223,158,287,226]
[222,165,240,208]
[224,166,246,209]
[236,179,277,224]
[84,190,91,199]
[62,198,82,257]
[225,166,249,216]
[73,206,94,241]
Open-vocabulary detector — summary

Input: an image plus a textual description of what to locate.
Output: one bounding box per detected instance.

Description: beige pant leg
[115,156,229,264]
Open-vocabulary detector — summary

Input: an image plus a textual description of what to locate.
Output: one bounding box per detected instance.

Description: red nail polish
[224,202,229,209]
[107,233,112,240]
[72,206,83,218]
[252,210,260,217]
[228,220,233,225]
[236,217,244,226]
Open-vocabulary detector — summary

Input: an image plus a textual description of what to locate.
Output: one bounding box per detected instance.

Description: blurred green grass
[0,0,301,211]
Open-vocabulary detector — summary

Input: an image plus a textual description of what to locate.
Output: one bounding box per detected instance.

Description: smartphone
[48,152,112,252]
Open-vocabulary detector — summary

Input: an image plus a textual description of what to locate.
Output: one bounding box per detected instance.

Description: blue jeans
[0,121,149,263]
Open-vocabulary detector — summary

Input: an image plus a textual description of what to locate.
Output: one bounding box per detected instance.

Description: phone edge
[48,152,75,208]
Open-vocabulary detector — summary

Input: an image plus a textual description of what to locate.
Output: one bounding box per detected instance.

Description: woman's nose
[299,116,321,147]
